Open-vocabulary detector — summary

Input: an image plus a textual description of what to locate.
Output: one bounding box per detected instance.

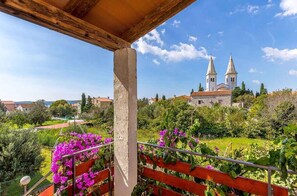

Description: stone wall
[190,95,232,107]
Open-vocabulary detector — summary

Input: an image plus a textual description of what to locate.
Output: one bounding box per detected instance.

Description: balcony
[32,141,296,196]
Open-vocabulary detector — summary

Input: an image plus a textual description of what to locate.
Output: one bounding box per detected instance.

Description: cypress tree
[260,83,267,95]
[81,93,86,113]
[241,81,246,92]
[155,93,159,101]
[198,83,204,91]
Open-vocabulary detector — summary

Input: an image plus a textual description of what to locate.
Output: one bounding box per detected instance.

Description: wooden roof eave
[0,0,131,51]
[0,0,196,51]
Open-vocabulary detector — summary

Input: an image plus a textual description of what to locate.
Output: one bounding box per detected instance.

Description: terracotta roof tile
[191,90,232,97]
[93,97,113,102]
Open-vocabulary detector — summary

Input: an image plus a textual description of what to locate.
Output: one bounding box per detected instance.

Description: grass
[42,119,66,126]
[137,129,160,142]
[202,137,271,155]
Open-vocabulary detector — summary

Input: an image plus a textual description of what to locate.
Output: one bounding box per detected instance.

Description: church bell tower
[206,56,217,91]
[225,56,238,90]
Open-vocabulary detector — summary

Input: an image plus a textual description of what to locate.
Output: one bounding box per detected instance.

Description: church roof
[206,57,217,75]
[225,56,237,75]
[191,90,232,97]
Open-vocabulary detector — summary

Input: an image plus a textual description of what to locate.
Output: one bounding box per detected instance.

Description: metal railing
[61,142,114,196]
[137,141,297,196]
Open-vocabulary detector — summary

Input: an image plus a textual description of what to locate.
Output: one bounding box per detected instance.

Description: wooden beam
[64,0,100,18]
[0,0,130,51]
[121,0,196,43]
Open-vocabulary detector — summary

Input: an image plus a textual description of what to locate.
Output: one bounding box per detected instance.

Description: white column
[113,48,137,195]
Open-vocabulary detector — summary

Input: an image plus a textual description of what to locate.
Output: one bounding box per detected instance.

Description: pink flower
[206,165,214,170]
[174,128,179,135]
[53,173,61,184]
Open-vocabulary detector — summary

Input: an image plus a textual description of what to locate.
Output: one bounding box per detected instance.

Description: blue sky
[0,0,297,101]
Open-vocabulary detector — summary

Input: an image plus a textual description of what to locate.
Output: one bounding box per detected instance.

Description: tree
[241,81,246,92]
[0,128,43,182]
[271,101,295,135]
[191,89,194,94]
[198,83,204,91]
[232,86,242,100]
[162,95,166,100]
[260,83,268,95]
[0,101,6,120]
[50,100,73,117]
[81,93,86,113]
[8,110,29,128]
[29,100,50,125]
[255,92,260,97]
[85,96,93,112]
[236,94,255,109]
[155,93,159,101]
[0,101,6,113]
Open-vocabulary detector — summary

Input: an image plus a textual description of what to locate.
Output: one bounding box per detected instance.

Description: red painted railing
[140,154,288,196]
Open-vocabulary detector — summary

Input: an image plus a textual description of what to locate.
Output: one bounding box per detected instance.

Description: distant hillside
[16,100,80,107]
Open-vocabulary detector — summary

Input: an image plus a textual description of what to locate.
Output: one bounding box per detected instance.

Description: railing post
[268,167,272,196]
[108,144,112,196]
[72,155,76,195]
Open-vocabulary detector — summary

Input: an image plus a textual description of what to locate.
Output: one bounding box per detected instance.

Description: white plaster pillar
[113,48,137,195]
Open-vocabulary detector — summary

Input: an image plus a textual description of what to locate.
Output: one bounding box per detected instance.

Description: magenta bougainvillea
[51,132,112,195]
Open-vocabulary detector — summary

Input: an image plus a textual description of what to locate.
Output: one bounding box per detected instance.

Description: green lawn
[42,119,66,126]
[202,137,271,155]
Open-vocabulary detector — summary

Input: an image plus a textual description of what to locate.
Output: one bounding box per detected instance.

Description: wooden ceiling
[0,0,195,51]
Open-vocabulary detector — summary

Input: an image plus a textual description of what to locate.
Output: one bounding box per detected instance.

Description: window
[198,100,202,104]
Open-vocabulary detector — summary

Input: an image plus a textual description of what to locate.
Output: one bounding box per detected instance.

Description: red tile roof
[18,104,33,109]
[1,101,16,112]
[93,97,113,102]
[191,90,232,97]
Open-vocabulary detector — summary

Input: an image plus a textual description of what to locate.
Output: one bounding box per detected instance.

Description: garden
[0,89,296,195]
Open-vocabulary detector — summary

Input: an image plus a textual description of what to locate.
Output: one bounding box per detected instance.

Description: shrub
[0,128,43,182]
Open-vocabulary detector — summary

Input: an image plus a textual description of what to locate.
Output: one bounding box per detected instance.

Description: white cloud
[207,34,211,38]
[289,69,297,76]
[247,5,260,14]
[188,35,197,42]
[276,0,297,17]
[172,20,181,28]
[262,47,297,61]
[252,80,261,84]
[143,29,164,46]
[230,4,260,15]
[161,29,166,35]
[134,29,211,63]
[249,68,263,73]
[218,31,224,36]
[152,59,160,65]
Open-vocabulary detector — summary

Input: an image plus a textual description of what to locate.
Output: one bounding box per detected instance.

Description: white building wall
[206,75,217,91]
[190,95,232,107]
[225,74,237,90]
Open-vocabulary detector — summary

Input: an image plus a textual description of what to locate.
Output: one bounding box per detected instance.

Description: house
[1,101,16,113]
[190,56,237,107]
[190,90,232,107]
[71,102,81,114]
[92,97,113,109]
[148,98,157,105]
[16,103,33,112]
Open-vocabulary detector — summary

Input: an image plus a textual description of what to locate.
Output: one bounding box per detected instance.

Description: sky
[0,0,297,101]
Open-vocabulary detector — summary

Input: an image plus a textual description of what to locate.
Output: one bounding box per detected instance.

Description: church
[190,56,238,107]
